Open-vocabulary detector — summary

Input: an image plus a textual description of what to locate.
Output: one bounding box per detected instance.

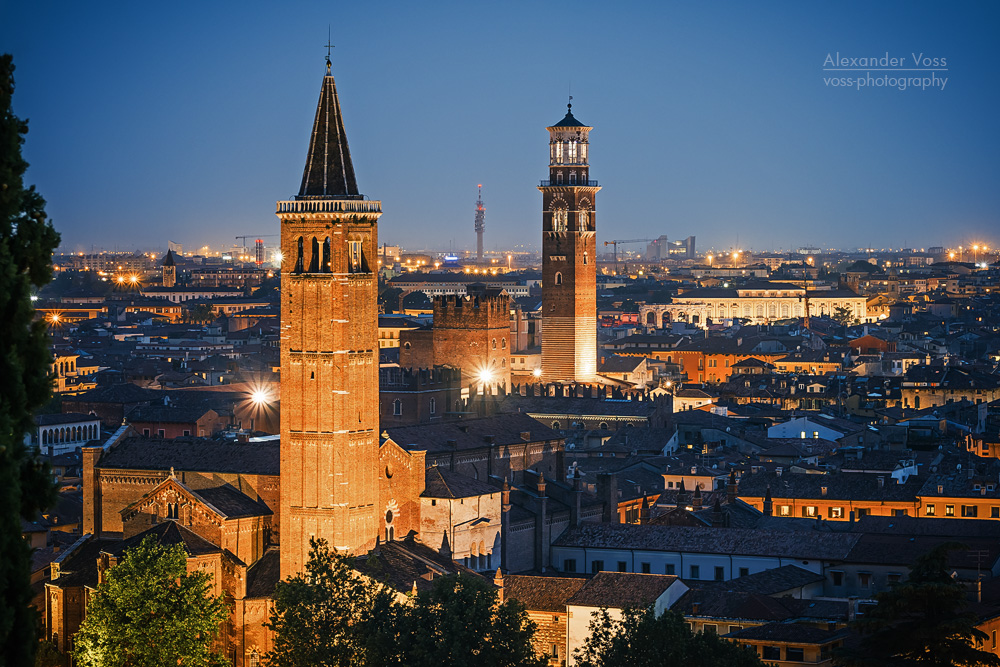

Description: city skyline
[3,1,998,254]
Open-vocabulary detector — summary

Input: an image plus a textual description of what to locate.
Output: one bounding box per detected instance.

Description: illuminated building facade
[539,103,599,382]
[277,58,383,577]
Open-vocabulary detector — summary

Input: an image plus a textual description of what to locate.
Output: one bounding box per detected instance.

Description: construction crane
[235,234,279,266]
[604,238,653,274]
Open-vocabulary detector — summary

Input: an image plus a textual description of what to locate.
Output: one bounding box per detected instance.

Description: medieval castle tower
[539,103,599,382]
[277,58,382,578]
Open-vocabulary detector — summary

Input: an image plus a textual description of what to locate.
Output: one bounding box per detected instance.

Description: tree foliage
[396,574,545,667]
[185,302,216,323]
[71,537,229,667]
[836,543,1000,667]
[266,538,400,667]
[266,539,544,667]
[0,53,61,667]
[574,607,766,667]
[832,305,856,326]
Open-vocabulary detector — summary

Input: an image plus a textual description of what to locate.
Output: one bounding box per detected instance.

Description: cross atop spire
[325,28,334,76]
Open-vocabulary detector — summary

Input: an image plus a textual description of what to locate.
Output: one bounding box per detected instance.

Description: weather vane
[325,26,334,75]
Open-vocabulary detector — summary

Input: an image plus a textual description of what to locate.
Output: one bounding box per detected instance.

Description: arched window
[403,342,411,350]
[579,208,589,230]
[249,651,260,667]
[308,237,320,273]
[492,339,497,350]
[322,237,331,272]
[583,252,589,265]
[501,358,506,368]
[551,421,561,430]
[569,171,577,184]
[501,338,506,349]
[393,399,402,416]
[554,272,563,286]
[600,422,609,430]
[429,398,436,415]
[295,237,304,273]
[348,240,363,273]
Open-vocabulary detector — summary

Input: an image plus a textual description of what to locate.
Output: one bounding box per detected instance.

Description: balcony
[539,180,599,187]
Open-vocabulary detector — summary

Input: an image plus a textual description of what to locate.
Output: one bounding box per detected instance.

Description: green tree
[574,607,766,667]
[32,640,62,667]
[832,305,856,326]
[185,302,216,323]
[267,541,544,667]
[397,574,546,667]
[0,53,61,667]
[71,536,229,667]
[836,544,1000,667]
[266,538,400,667]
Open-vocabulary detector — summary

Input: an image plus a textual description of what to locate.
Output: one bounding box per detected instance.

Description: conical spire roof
[161,249,175,267]
[299,64,359,198]
[551,102,587,128]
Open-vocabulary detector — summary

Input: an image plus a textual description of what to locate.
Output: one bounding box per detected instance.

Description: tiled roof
[502,574,587,612]
[36,412,98,426]
[384,413,561,454]
[126,404,214,424]
[498,395,660,419]
[66,384,164,404]
[355,537,480,595]
[728,622,848,643]
[246,548,280,598]
[195,485,272,519]
[423,467,498,499]
[567,572,681,609]
[553,523,860,561]
[738,470,921,503]
[52,536,120,588]
[104,521,221,558]
[698,565,823,595]
[845,533,1000,569]
[97,437,279,476]
[599,355,644,374]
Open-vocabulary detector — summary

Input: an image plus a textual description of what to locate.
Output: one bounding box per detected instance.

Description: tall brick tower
[277,58,382,578]
[539,103,599,382]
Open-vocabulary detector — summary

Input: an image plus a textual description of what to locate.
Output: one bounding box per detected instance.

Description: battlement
[433,287,510,330]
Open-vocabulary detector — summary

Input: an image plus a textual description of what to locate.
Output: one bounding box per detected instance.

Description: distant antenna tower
[474,184,486,262]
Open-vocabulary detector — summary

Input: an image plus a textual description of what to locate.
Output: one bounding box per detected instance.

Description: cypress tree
[0,53,61,667]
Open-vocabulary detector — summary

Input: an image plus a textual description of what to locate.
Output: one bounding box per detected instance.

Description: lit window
[348,240,363,273]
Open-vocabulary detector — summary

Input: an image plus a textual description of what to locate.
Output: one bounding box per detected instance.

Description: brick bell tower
[277,56,382,578]
[539,102,600,382]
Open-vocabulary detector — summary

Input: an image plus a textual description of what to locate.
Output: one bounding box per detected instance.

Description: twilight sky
[3,0,998,255]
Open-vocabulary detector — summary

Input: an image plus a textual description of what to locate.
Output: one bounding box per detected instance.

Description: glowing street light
[532,367,542,378]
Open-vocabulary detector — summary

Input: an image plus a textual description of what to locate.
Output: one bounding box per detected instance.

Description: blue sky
[2,0,998,255]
